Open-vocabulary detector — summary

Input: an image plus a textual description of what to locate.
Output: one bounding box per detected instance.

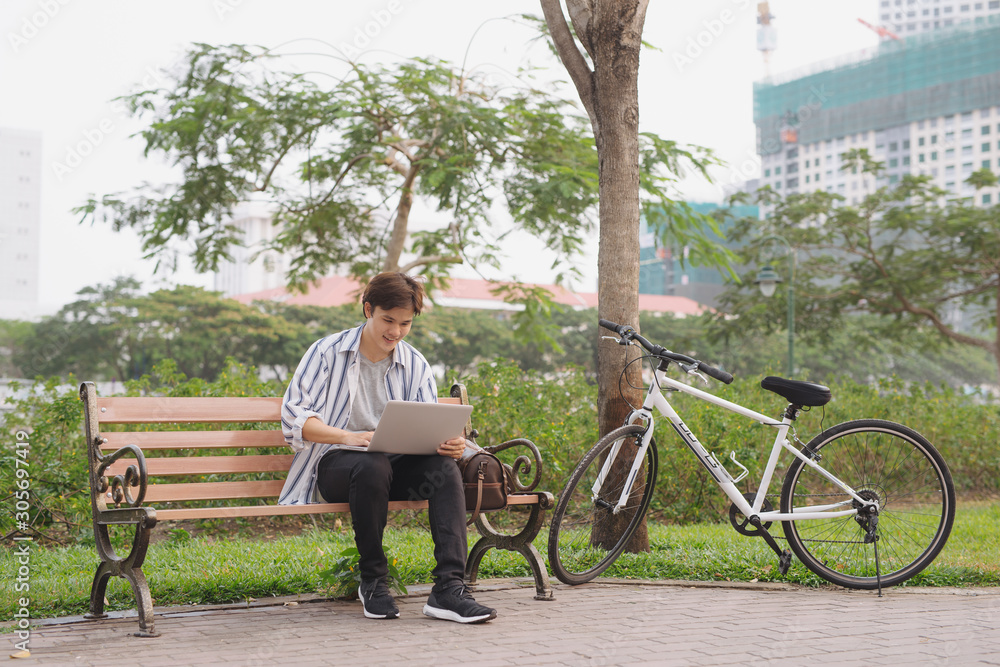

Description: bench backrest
[81,383,468,507]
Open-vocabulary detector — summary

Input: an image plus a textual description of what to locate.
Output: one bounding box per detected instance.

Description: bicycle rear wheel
[780,419,955,589]
[548,424,657,585]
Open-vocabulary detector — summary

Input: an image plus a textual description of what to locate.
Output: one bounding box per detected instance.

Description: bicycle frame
[595,365,878,523]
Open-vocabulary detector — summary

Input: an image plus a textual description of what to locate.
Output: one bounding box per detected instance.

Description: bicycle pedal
[778,550,793,575]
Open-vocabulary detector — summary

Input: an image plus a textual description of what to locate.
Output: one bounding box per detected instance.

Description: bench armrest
[95,444,149,509]
[81,381,150,516]
[484,438,542,492]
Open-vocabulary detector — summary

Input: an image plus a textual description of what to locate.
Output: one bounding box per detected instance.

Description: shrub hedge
[2,358,997,544]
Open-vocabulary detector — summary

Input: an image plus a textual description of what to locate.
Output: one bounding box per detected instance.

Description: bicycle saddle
[760,376,832,407]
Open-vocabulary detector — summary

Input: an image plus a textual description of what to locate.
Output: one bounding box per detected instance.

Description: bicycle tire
[548,424,657,585]
[780,419,955,589]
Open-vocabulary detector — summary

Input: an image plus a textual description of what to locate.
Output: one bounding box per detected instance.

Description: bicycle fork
[590,418,655,513]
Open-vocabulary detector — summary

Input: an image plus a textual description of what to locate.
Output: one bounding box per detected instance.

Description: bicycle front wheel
[780,419,955,589]
[548,424,657,585]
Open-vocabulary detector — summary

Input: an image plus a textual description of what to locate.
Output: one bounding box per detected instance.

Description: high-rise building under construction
[754,13,1000,207]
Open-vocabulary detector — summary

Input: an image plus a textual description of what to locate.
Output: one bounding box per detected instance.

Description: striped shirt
[278,323,438,505]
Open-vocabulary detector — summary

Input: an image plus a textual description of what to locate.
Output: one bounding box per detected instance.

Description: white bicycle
[548,320,956,592]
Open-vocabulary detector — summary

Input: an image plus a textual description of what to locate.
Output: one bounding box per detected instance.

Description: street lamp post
[754,235,796,377]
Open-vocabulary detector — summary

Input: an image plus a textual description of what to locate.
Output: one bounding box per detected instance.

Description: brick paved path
[13,580,1000,666]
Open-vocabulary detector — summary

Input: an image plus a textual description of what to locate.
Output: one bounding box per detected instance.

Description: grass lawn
[2,500,996,623]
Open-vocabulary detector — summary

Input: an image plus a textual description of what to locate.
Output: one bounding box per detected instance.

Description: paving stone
[13,580,1000,666]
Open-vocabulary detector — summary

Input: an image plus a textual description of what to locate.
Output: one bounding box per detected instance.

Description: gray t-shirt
[345,352,392,433]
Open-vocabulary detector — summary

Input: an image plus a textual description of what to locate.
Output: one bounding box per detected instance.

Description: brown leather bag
[458,449,509,525]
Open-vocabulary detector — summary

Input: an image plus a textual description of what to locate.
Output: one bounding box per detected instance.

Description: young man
[278,272,496,624]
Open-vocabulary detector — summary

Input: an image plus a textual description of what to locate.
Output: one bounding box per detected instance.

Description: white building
[212,201,290,298]
[0,128,42,320]
[755,16,1000,207]
[879,0,1000,38]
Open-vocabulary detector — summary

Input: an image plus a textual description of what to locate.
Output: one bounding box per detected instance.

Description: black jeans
[317,450,467,591]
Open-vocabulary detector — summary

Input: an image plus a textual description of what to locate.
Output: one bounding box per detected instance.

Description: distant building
[0,128,42,320]
[878,0,1000,39]
[755,16,1000,207]
[213,201,290,298]
[638,202,757,310]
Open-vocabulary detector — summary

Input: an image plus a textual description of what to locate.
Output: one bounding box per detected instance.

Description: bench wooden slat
[100,430,286,451]
[97,395,461,425]
[107,454,294,477]
[143,480,286,502]
[153,494,542,521]
[96,397,282,424]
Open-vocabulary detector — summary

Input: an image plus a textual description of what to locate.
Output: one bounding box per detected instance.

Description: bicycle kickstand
[864,514,883,598]
[749,516,794,576]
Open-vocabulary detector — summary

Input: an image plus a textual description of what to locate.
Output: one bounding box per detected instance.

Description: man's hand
[437,436,466,460]
[343,431,373,448]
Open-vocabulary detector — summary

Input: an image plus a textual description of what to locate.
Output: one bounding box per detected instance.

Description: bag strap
[466,461,485,526]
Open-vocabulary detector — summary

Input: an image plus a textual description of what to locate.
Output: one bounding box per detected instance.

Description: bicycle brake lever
[600,335,623,344]
[681,363,709,385]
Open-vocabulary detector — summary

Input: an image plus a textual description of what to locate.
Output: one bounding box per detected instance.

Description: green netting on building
[754,16,1000,151]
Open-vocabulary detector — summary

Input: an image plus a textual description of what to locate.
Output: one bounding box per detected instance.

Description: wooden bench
[79,382,554,637]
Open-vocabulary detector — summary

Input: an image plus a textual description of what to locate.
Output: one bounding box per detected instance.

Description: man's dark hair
[361,272,425,315]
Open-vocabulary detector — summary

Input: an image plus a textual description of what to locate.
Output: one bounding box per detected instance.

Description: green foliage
[72,40,733,357]
[0,376,91,542]
[77,45,602,285]
[0,319,32,377]
[3,349,996,545]
[718,150,1000,379]
[456,358,599,482]
[316,546,407,599]
[10,278,302,382]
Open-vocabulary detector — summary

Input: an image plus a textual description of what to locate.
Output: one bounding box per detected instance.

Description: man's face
[363,304,415,359]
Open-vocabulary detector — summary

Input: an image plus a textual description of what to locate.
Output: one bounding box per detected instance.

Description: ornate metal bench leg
[517,543,553,600]
[510,500,553,600]
[122,514,158,637]
[464,494,554,600]
[464,537,492,587]
[84,561,112,620]
[86,513,159,636]
[125,568,159,637]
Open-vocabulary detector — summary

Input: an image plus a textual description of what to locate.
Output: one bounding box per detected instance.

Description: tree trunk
[591,2,648,552]
[542,0,650,552]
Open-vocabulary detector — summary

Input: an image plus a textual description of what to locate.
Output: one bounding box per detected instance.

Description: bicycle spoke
[548,425,657,585]
[781,420,954,589]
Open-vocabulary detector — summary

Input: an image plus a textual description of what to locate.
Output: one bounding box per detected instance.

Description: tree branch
[566,0,595,60]
[540,0,598,129]
[286,152,376,214]
[384,149,409,176]
[256,123,321,192]
[383,164,423,271]
[398,254,463,274]
[934,279,999,304]
[873,296,994,352]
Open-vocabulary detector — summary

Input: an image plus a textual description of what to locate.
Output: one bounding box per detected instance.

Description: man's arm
[301,417,373,449]
[282,339,334,451]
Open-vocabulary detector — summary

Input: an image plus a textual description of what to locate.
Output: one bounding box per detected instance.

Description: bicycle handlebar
[599,319,734,385]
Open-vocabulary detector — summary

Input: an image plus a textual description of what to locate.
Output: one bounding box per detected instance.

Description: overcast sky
[1,0,880,310]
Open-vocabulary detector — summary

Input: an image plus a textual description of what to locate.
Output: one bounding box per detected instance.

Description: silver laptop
[340,400,473,455]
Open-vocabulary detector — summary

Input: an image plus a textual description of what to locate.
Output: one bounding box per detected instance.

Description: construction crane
[757,2,777,78]
[858,17,901,41]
